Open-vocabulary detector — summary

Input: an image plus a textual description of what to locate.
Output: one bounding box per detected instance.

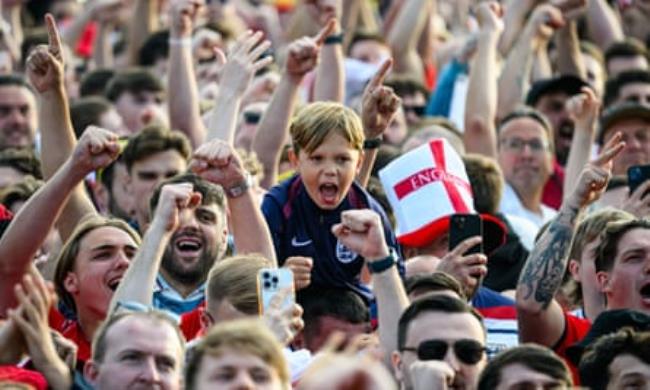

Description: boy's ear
[288,148,299,169]
[596,271,611,294]
[356,150,365,173]
[568,259,581,282]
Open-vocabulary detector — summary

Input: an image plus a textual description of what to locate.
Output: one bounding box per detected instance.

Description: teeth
[176,239,201,251]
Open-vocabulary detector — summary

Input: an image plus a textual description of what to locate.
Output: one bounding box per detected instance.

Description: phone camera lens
[272,276,278,283]
[263,272,270,279]
[264,281,271,289]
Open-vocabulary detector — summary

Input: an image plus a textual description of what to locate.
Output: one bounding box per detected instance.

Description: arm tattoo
[518,205,580,309]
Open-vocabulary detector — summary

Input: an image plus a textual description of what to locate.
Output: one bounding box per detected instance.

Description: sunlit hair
[290,102,364,154]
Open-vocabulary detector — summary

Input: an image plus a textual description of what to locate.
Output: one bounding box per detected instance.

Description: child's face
[291,132,362,210]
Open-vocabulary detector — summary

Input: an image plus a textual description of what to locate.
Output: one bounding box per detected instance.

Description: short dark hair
[0,148,42,179]
[579,328,650,390]
[149,173,226,216]
[121,125,191,172]
[405,271,466,301]
[385,76,429,98]
[69,96,113,139]
[478,344,572,390]
[605,38,648,66]
[463,154,504,215]
[349,31,387,55]
[104,68,164,102]
[596,218,650,272]
[139,30,170,67]
[0,176,42,210]
[603,70,650,107]
[498,105,555,154]
[397,295,484,349]
[80,69,116,97]
[298,288,369,342]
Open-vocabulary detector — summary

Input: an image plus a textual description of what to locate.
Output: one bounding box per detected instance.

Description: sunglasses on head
[402,339,485,365]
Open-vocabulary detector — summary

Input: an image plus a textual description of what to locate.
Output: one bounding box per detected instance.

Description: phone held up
[257,268,295,315]
[628,164,650,196]
[448,213,484,254]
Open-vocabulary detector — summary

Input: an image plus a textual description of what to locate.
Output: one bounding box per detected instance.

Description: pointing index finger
[593,132,625,167]
[314,18,336,46]
[368,58,393,90]
[45,14,63,55]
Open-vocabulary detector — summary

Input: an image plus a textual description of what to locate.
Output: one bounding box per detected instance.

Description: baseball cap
[597,102,650,144]
[525,75,589,107]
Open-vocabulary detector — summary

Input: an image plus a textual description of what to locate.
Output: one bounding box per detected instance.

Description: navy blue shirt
[262,175,401,300]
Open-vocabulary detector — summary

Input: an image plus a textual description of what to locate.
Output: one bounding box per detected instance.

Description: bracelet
[169,38,192,47]
[324,32,344,45]
[367,248,398,274]
[225,173,253,199]
[363,137,382,150]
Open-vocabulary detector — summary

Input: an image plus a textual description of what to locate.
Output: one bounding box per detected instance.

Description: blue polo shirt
[262,175,402,301]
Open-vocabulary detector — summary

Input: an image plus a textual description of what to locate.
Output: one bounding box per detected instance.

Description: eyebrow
[91,243,138,252]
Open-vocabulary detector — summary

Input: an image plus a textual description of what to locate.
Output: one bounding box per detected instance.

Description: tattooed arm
[516,133,625,346]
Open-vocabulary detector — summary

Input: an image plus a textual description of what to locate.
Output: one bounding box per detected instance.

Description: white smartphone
[257,268,295,315]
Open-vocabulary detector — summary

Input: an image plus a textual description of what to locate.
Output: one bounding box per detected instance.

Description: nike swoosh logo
[291,237,313,247]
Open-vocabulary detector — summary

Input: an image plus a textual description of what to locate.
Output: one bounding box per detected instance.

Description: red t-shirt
[553,312,591,385]
[180,306,203,342]
[48,308,91,365]
[542,161,565,210]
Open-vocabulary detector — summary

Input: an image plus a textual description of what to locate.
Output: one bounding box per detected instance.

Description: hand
[285,19,335,80]
[219,30,273,98]
[567,132,625,209]
[437,236,487,298]
[524,4,565,45]
[263,289,303,345]
[622,180,650,218]
[153,183,202,231]
[331,209,389,261]
[169,0,204,38]
[361,59,401,140]
[51,330,77,374]
[189,140,247,190]
[8,274,72,390]
[89,0,129,25]
[192,28,223,62]
[283,256,313,290]
[566,86,599,132]
[475,1,504,33]
[410,360,455,390]
[25,14,64,93]
[551,0,587,20]
[304,0,341,27]
[71,126,120,176]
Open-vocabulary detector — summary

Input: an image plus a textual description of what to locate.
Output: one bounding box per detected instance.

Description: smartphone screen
[257,268,295,315]
[448,214,483,254]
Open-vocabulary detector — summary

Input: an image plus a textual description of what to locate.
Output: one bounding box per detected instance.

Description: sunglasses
[403,104,426,117]
[401,339,485,365]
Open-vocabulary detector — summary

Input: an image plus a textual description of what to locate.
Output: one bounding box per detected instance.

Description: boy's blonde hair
[290,102,364,154]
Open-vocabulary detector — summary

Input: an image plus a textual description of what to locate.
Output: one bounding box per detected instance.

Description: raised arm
[332,209,409,369]
[516,134,624,346]
[109,183,200,313]
[386,0,432,82]
[190,139,276,263]
[497,4,564,120]
[167,0,208,148]
[554,0,588,79]
[585,0,624,49]
[252,22,334,189]
[498,0,536,56]
[563,87,600,201]
[464,2,503,159]
[127,0,160,66]
[305,0,344,102]
[27,15,97,242]
[357,59,400,188]
[205,31,272,144]
[0,127,120,314]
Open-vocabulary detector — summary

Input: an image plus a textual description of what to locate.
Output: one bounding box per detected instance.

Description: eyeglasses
[500,137,548,154]
[401,339,486,365]
[113,300,181,325]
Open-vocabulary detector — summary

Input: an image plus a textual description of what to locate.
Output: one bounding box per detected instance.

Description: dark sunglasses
[402,339,485,365]
[403,104,426,116]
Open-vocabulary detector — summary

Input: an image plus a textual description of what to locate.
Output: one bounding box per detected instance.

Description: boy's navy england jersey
[262,175,402,300]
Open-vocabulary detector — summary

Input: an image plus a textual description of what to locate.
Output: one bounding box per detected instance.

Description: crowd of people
[0,0,649,388]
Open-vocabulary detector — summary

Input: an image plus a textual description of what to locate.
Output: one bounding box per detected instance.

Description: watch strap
[324,32,344,45]
[225,173,253,198]
[363,137,382,150]
[367,249,397,274]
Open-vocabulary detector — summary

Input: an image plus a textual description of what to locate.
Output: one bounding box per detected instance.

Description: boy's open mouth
[640,283,650,304]
[319,183,339,205]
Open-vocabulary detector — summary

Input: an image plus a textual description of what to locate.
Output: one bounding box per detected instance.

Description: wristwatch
[363,137,382,150]
[225,173,253,198]
[367,248,398,274]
